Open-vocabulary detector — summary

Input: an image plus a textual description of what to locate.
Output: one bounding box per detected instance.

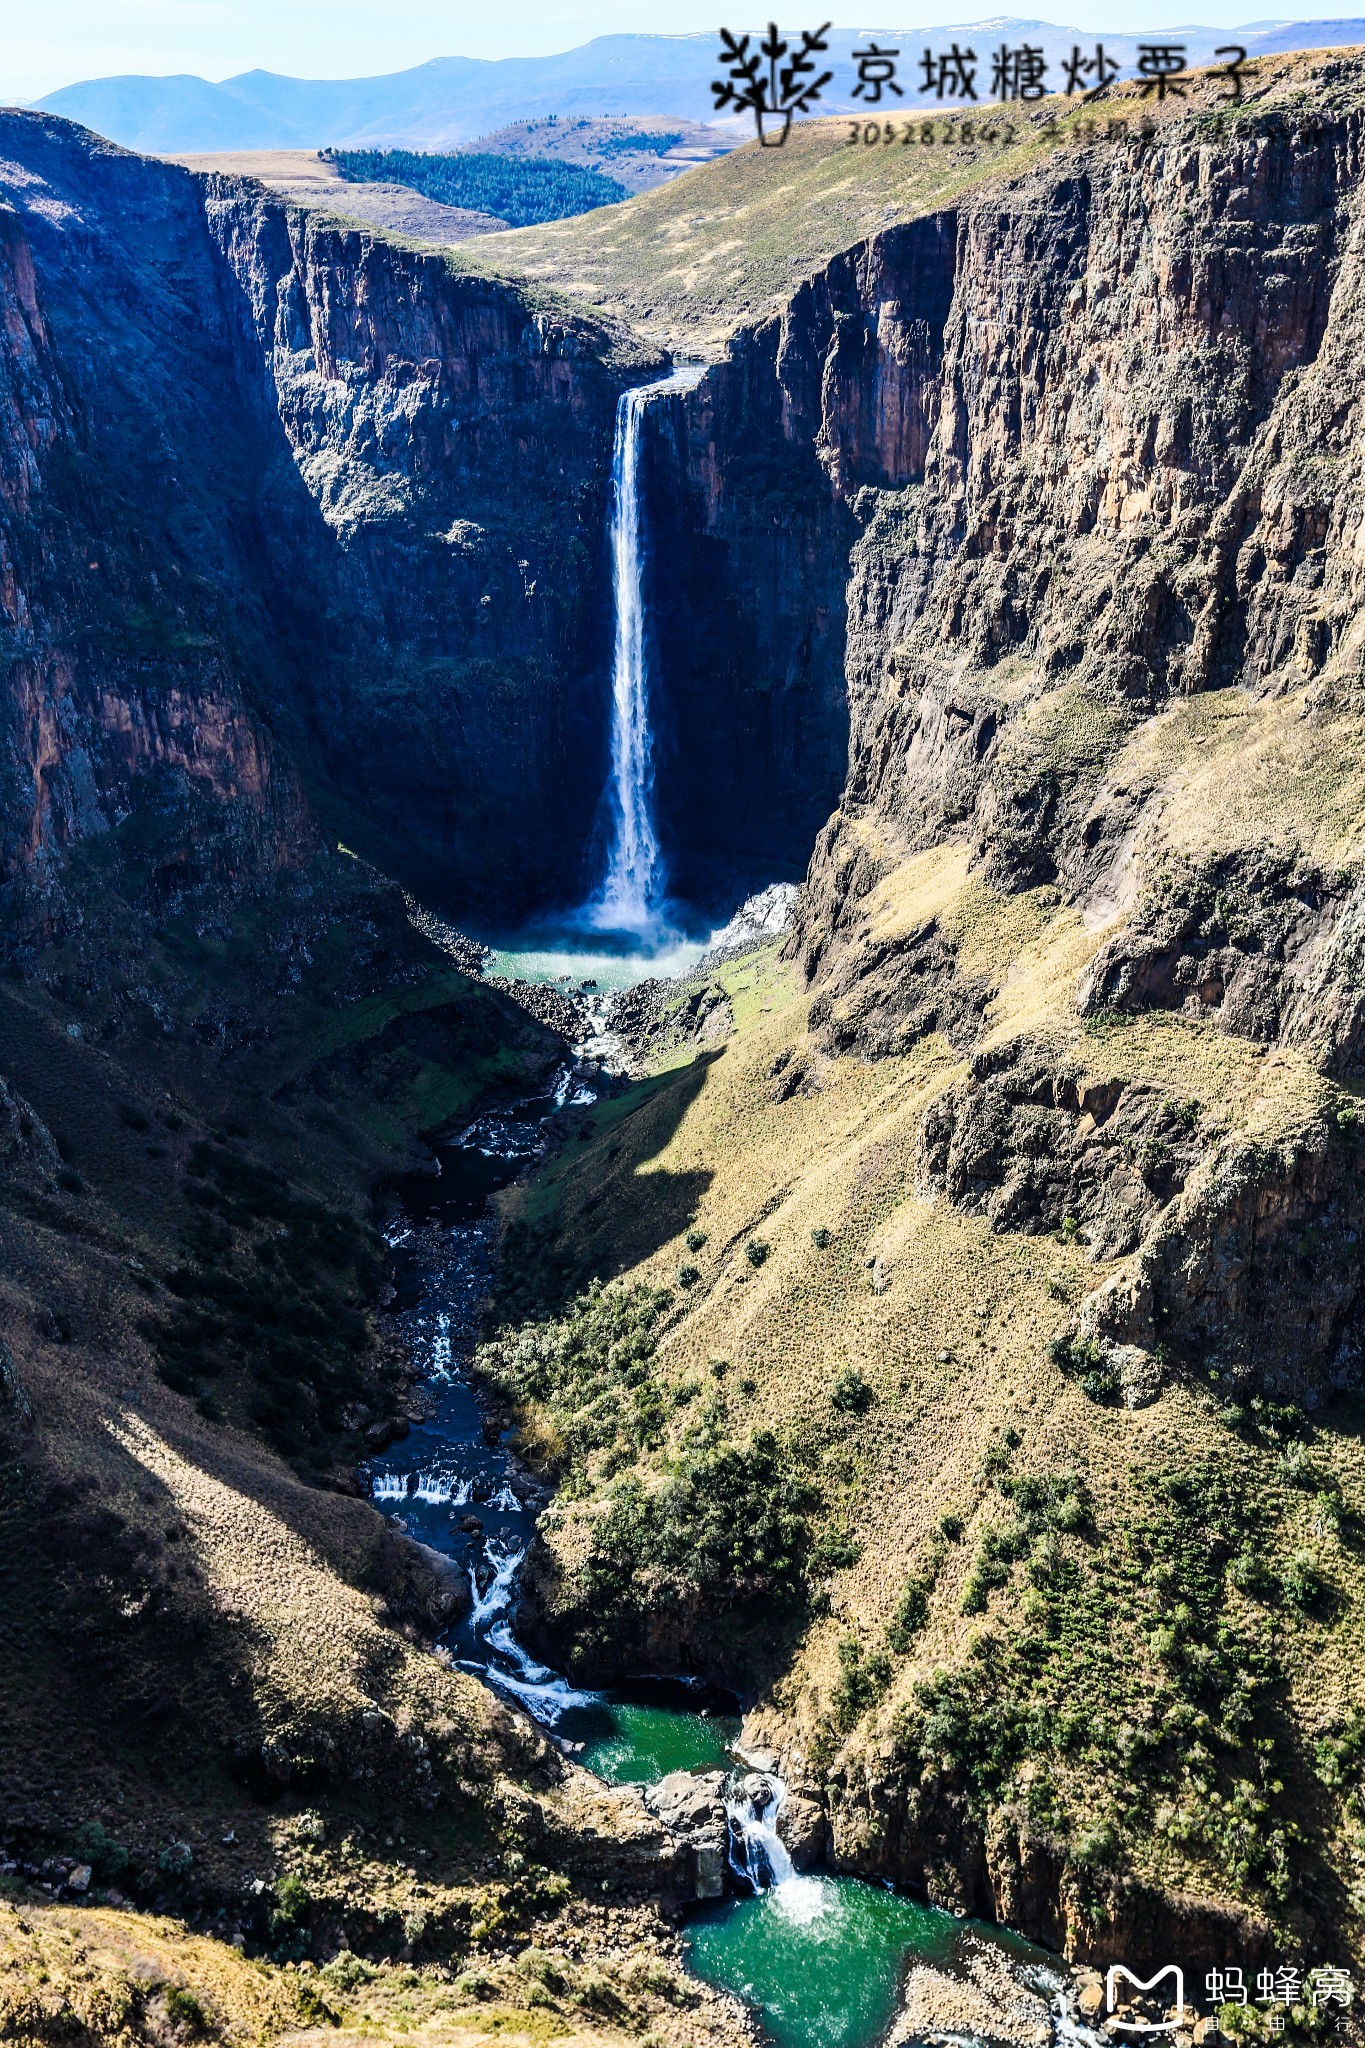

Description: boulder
[776,1792,826,1869]
[642,1771,731,1900]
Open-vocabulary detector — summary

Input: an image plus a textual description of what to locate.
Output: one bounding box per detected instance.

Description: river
[364,992,1089,2048]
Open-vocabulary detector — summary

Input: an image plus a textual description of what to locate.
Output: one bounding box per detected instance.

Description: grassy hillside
[489,674,1365,1963]
[467,51,1365,351]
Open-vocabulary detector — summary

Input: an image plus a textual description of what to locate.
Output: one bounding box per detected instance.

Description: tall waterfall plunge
[589,365,705,934]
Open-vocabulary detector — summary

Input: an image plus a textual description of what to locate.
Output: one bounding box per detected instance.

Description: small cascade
[430,1312,452,1375]
[468,1538,525,1628]
[589,364,706,935]
[412,1471,474,1506]
[725,1770,795,1891]
[483,1621,601,1722]
[370,1473,408,1501]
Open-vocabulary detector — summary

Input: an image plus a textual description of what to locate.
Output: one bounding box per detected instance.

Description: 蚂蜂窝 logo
[1106,1965,1187,2032]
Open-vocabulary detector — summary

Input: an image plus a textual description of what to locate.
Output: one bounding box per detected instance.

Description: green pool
[687,1872,966,2048]
[558,1697,740,1784]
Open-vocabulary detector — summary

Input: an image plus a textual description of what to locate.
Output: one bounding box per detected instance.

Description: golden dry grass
[502,670,1365,1945]
[464,51,1365,352]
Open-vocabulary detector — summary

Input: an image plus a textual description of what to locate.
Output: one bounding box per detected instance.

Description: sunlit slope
[494,677,1365,1956]
[464,51,1365,352]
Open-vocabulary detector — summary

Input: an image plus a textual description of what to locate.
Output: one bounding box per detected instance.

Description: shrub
[685,1229,708,1253]
[939,1511,964,1543]
[163,1989,206,2033]
[744,1239,770,1267]
[677,1264,700,1288]
[272,1873,310,1930]
[1049,1332,1119,1404]
[74,1821,128,1881]
[830,1367,874,1415]
[322,1951,373,1992]
[886,1575,931,1654]
[811,1226,832,1248]
[1280,1549,1327,1612]
[832,1633,893,1731]
[455,1970,495,2000]
[517,1950,566,1991]
[578,1968,624,2015]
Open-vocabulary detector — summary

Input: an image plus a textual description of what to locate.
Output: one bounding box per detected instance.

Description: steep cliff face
[490,75,1365,1977]
[792,103,1361,997]
[638,213,956,905]
[679,91,1365,1396]
[0,112,650,938]
[203,179,643,912]
[0,132,309,955]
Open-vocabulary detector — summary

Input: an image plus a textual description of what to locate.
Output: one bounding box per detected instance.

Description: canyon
[3,45,1365,2048]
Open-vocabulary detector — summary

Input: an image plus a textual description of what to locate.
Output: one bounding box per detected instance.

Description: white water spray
[468,1539,525,1628]
[726,1771,795,1890]
[590,365,705,934]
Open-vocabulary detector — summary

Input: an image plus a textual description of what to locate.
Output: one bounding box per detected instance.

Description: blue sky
[3,0,1352,101]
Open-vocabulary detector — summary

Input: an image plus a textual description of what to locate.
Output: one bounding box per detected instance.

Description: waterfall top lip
[623,361,709,399]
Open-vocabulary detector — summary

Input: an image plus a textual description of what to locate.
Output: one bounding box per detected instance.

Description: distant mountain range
[26,21,1365,154]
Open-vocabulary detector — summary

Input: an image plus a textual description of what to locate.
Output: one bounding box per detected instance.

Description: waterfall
[725,1770,795,1891]
[590,364,706,935]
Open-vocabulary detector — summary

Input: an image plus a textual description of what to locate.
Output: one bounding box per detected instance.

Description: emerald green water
[687,1873,963,2048]
[557,1697,740,1783]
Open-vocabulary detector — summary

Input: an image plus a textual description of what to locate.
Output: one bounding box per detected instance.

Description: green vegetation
[327,147,628,226]
[889,1446,1315,1914]
[479,1282,838,1673]
[831,1367,875,1415]
[832,1633,892,1732]
[595,129,682,158]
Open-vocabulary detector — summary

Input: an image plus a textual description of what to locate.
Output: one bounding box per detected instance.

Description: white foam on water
[487,1620,554,1682]
[430,1313,452,1375]
[488,1481,521,1512]
[413,1471,473,1505]
[482,1623,602,1721]
[725,1772,798,1893]
[371,1473,408,1501]
[768,1874,829,1925]
[489,1668,602,1723]
[469,1540,524,1628]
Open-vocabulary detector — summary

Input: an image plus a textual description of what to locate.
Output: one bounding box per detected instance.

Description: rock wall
[646,213,957,906]
[0,132,309,952]
[0,112,643,936]
[788,105,1365,988]
[203,178,639,913]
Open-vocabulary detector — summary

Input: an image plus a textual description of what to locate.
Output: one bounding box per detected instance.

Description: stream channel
[366,974,1086,2048]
